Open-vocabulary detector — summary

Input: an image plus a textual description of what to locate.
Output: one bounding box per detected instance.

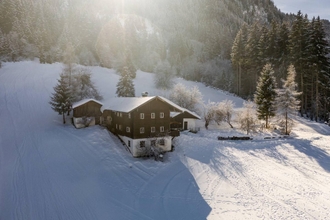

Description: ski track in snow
[1,61,330,219]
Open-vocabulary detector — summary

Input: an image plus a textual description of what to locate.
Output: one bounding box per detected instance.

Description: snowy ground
[1,61,330,219]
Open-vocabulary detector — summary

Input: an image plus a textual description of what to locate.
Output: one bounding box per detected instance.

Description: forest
[1,0,329,121]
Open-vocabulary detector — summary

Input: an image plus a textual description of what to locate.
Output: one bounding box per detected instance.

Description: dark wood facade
[103,97,181,139]
[73,100,102,124]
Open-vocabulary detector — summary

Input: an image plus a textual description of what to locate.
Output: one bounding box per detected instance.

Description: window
[140,127,145,134]
[160,112,164,118]
[159,139,165,145]
[140,113,144,119]
[116,112,119,117]
[159,139,165,146]
[120,112,122,117]
[116,124,118,129]
[151,140,156,147]
[107,116,112,121]
[128,113,131,119]
[126,127,130,133]
[160,126,164,132]
[119,124,122,130]
[128,140,131,147]
[140,141,145,148]
[151,113,155,119]
[151,127,155,133]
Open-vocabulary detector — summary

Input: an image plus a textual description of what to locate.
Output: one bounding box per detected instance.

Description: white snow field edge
[1,60,330,220]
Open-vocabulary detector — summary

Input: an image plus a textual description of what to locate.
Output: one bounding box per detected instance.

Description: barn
[72,99,103,128]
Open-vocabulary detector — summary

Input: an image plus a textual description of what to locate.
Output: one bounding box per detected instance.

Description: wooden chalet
[101,96,189,157]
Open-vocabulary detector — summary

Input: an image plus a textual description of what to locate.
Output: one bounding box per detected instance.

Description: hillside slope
[1,61,330,219]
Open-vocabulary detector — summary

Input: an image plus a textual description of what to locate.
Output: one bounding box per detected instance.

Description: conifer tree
[276,64,301,135]
[254,63,277,128]
[231,24,248,96]
[245,23,261,96]
[49,74,72,124]
[307,16,330,121]
[288,11,310,115]
[116,66,135,97]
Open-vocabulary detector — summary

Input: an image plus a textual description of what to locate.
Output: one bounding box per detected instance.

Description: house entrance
[184,121,188,130]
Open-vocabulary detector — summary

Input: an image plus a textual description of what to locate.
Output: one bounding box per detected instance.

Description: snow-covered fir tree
[49,74,71,124]
[276,64,301,135]
[254,63,277,128]
[116,66,135,97]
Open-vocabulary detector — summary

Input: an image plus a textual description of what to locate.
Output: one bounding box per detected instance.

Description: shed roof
[72,99,103,109]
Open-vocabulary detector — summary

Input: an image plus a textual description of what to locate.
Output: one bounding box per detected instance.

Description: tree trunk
[285,111,288,135]
[315,69,319,122]
[62,112,66,124]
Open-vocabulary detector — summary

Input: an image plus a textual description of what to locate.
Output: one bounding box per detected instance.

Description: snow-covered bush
[169,83,202,113]
[203,101,217,129]
[217,100,235,128]
[237,101,258,135]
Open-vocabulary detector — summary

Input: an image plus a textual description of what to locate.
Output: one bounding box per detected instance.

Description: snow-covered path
[1,61,330,219]
[175,124,330,219]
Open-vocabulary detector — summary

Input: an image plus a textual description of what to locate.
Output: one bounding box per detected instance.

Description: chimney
[141,92,148,97]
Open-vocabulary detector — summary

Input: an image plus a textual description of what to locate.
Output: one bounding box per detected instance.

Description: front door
[184,121,188,130]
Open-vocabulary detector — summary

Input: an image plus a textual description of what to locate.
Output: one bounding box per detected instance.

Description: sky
[272,0,330,20]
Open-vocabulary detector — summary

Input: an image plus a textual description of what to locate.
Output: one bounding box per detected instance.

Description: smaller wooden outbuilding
[72,99,103,128]
[170,110,201,131]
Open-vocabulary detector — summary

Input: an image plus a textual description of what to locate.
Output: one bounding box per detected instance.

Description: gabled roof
[72,99,103,109]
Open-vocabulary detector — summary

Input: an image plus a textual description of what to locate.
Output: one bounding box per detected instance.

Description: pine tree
[245,23,261,96]
[276,64,301,135]
[306,16,330,121]
[116,66,135,97]
[49,74,72,124]
[254,63,277,128]
[231,24,248,96]
[288,11,310,115]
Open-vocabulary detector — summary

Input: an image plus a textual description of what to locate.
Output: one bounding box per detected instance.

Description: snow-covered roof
[158,96,201,120]
[170,112,181,118]
[101,96,155,113]
[72,99,103,109]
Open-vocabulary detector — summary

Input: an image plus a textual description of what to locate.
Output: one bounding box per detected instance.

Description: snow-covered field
[1,61,330,219]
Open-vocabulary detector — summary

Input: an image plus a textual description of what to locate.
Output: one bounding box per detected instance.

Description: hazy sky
[272,0,330,20]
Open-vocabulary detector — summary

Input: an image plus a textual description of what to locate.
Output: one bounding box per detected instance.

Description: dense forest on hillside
[0,0,288,72]
[1,0,329,120]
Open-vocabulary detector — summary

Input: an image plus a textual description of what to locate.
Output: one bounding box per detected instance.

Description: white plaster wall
[130,137,172,157]
[183,118,196,130]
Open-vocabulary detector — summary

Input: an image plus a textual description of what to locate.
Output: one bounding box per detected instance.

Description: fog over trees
[1,0,329,121]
